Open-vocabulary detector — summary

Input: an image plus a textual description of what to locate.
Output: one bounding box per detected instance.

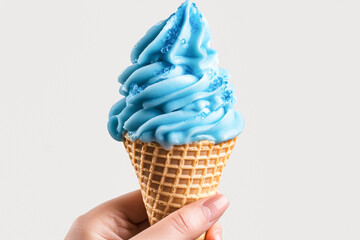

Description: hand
[65,190,229,240]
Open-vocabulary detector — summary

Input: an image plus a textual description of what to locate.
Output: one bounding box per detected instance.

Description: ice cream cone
[123,134,237,240]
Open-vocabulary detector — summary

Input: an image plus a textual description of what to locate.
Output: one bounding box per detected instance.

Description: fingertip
[131,194,229,240]
[202,194,230,222]
[205,221,222,240]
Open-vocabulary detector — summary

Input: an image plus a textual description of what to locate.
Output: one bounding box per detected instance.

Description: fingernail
[202,194,229,222]
[214,229,222,240]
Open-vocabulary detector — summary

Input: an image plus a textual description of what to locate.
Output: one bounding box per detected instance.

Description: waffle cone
[123,134,237,240]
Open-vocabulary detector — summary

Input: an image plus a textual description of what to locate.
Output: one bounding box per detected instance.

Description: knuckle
[65,215,92,240]
[168,211,193,234]
[73,214,87,226]
[72,214,97,232]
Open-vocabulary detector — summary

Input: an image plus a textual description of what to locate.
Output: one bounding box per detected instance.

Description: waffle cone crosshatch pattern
[123,134,237,230]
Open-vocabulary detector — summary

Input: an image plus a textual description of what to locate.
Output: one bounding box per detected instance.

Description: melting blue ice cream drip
[108,1,244,149]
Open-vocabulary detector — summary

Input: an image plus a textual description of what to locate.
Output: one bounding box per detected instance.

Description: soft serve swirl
[108,1,244,149]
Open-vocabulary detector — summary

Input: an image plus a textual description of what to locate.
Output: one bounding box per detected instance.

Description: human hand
[65,190,229,240]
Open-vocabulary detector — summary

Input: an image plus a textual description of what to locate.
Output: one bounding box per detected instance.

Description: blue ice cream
[108,0,244,149]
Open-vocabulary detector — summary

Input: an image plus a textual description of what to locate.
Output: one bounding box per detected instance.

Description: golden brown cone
[123,134,237,240]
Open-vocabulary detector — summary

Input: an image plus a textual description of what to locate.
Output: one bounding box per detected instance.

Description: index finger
[89,189,148,224]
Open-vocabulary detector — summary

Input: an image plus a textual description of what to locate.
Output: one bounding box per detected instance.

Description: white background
[1,0,359,239]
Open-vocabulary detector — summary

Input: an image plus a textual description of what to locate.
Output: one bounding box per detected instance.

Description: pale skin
[65,190,229,240]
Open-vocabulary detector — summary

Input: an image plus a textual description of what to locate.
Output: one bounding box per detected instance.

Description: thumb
[130,194,229,240]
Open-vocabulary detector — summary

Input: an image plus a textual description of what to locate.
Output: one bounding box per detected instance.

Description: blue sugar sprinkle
[222,89,234,103]
[129,83,147,97]
[209,77,223,91]
[180,39,186,45]
[207,68,217,79]
[198,112,208,119]
[191,2,199,14]
[196,108,210,119]
[207,67,231,92]
[189,2,203,31]
[153,65,174,76]
[161,21,181,54]
[161,47,168,53]
[129,83,140,96]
